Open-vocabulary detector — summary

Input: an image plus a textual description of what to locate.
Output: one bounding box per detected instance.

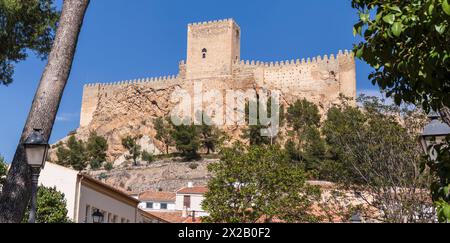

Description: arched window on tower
[202,48,207,59]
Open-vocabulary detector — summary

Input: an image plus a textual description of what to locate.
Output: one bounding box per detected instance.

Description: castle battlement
[79,19,356,128]
[233,50,353,69]
[83,74,180,88]
[188,18,235,27]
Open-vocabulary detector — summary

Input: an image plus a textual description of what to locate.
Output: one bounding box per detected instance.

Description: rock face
[89,158,215,193]
[63,18,356,166]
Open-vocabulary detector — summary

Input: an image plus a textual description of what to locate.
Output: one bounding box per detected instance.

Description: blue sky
[0,0,379,162]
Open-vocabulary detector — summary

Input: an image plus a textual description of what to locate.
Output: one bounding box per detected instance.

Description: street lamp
[23,129,49,223]
[92,209,104,223]
[420,112,450,160]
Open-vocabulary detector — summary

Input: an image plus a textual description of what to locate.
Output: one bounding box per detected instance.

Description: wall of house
[77,184,137,223]
[138,201,176,211]
[39,163,80,221]
[175,194,208,217]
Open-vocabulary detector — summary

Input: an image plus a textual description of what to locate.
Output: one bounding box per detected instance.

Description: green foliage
[285,99,326,174]
[141,150,155,163]
[0,155,7,185]
[23,186,71,223]
[322,96,434,222]
[171,123,200,160]
[0,0,60,85]
[56,133,109,171]
[154,117,174,154]
[197,113,224,154]
[55,136,87,171]
[352,0,450,112]
[353,0,450,221]
[86,132,108,169]
[104,162,113,171]
[202,144,321,223]
[121,135,142,166]
[241,97,284,146]
[426,138,450,222]
[287,99,321,131]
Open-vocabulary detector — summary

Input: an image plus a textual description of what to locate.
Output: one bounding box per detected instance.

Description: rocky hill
[88,157,216,193]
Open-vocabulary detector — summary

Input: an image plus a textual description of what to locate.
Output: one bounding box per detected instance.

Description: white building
[138,191,176,211]
[176,184,209,217]
[40,163,150,223]
[136,183,209,222]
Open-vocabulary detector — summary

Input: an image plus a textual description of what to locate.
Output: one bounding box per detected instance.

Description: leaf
[388,6,402,13]
[435,24,446,35]
[443,205,450,220]
[443,0,450,16]
[355,47,364,58]
[383,14,395,25]
[360,13,370,23]
[391,22,403,37]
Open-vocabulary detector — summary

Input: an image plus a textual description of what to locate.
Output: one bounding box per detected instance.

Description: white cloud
[56,112,79,122]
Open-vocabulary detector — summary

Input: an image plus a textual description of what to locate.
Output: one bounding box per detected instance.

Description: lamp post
[92,209,104,223]
[23,129,49,223]
[420,112,450,160]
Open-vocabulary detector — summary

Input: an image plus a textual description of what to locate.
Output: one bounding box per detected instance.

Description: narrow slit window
[202,48,207,59]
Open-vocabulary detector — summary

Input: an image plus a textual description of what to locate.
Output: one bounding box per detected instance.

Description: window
[184,195,191,209]
[146,202,153,209]
[202,48,207,59]
[161,203,168,210]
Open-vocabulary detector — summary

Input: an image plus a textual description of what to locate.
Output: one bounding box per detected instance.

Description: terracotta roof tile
[177,186,209,194]
[147,211,202,223]
[139,191,176,202]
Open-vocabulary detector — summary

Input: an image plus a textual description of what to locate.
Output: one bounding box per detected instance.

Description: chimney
[187,182,194,188]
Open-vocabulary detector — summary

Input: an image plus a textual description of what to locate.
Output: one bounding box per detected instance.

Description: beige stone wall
[186,19,240,79]
[77,19,357,161]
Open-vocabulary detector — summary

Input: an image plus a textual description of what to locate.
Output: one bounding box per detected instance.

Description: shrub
[104,162,113,171]
[142,150,155,163]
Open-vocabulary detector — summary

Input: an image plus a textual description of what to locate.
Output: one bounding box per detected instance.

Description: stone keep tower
[186,19,240,79]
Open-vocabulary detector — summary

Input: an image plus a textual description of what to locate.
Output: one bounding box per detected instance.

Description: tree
[0,0,60,85]
[171,123,200,160]
[352,1,450,221]
[86,132,108,169]
[285,99,326,174]
[322,96,435,223]
[197,113,223,154]
[55,135,87,171]
[0,0,90,223]
[286,99,320,132]
[23,186,70,223]
[241,97,283,146]
[202,144,321,223]
[154,117,174,154]
[122,135,142,166]
[352,0,450,121]
[0,155,7,185]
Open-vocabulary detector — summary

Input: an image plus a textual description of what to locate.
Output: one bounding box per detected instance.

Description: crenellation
[80,19,356,129]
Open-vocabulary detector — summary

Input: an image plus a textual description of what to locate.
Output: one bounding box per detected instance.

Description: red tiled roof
[139,191,176,202]
[147,211,202,223]
[177,186,209,195]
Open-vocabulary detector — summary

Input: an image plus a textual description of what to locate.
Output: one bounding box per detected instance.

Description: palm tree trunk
[0,0,90,223]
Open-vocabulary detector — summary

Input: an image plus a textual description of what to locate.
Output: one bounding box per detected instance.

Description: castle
[77,19,356,159]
